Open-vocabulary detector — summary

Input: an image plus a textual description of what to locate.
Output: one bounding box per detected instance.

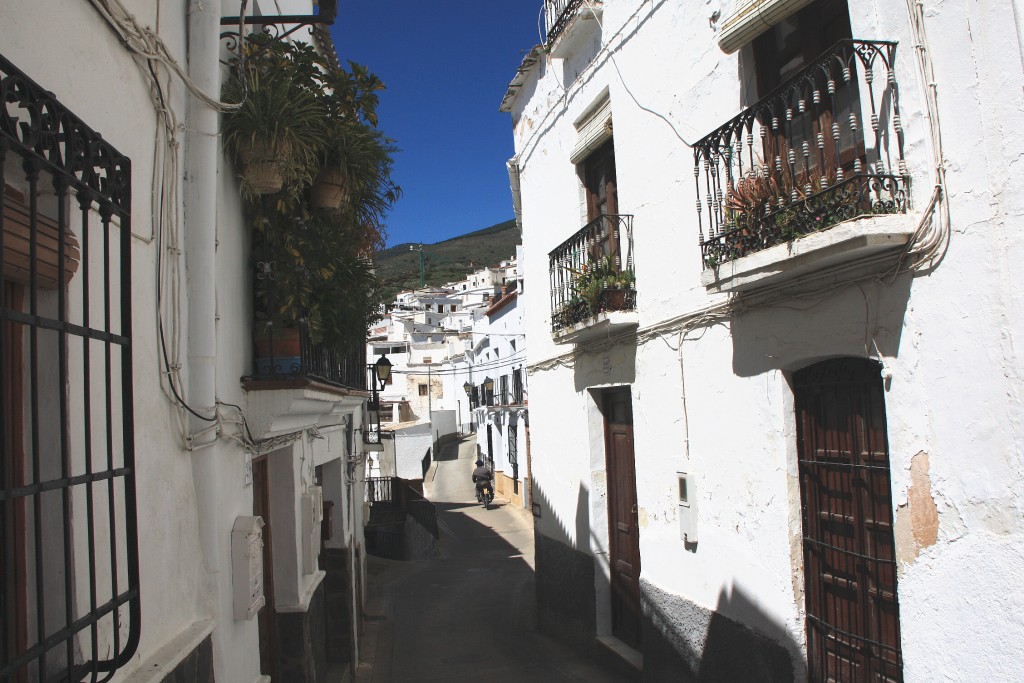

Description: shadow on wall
[729,271,912,378]
[531,478,804,683]
[572,339,637,393]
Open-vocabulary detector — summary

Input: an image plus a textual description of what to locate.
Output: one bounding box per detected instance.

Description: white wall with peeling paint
[504,0,1024,680]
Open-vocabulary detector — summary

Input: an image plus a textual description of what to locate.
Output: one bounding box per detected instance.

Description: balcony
[247,322,368,391]
[549,214,638,343]
[485,370,526,411]
[695,40,911,290]
[543,0,602,56]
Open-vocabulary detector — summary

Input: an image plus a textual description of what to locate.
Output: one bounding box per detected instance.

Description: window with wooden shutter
[2,185,80,289]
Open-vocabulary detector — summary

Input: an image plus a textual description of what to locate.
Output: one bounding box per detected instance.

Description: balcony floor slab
[552,309,639,344]
[701,213,919,294]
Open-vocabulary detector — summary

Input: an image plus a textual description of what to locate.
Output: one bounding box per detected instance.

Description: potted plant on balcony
[226,36,400,372]
[567,255,634,316]
[601,266,635,312]
[251,205,386,357]
[222,35,326,198]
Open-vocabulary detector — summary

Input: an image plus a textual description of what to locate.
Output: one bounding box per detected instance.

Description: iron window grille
[1,53,140,681]
[512,368,524,405]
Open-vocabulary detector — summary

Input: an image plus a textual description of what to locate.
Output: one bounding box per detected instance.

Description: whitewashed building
[473,275,531,509]
[502,0,1024,681]
[1,1,376,681]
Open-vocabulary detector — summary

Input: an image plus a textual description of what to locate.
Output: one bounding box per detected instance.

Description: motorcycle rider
[472,459,493,500]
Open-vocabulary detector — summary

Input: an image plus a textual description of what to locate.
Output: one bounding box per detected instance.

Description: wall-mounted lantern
[364,354,391,449]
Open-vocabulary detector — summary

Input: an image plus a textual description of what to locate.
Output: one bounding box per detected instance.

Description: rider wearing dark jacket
[472,460,493,496]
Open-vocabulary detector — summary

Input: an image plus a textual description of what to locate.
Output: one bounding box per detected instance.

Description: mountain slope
[374,219,520,297]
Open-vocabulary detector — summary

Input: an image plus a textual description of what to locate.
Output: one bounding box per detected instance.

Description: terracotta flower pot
[311,167,349,210]
[602,288,627,311]
[238,140,290,195]
[253,325,301,358]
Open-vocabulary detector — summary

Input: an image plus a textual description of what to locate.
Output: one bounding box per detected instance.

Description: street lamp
[372,354,392,392]
[463,381,475,432]
[364,354,391,447]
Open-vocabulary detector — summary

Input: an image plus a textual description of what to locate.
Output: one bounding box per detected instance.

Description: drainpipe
[186,0,222,571]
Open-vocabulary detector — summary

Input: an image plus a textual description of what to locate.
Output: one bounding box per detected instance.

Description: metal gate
[794,358,902,683]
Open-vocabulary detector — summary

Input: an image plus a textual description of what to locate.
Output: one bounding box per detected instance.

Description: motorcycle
[475,479,494,507]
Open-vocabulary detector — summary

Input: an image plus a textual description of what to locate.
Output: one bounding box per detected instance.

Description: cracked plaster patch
[895,451,939,566]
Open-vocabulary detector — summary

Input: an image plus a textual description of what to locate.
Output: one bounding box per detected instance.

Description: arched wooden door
[794,358,903,682]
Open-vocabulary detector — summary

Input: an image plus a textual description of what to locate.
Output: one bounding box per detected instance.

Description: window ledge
[552,309,639,344]
[701,213,918,294]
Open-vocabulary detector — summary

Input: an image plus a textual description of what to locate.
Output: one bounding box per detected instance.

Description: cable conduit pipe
[185,0,222,571]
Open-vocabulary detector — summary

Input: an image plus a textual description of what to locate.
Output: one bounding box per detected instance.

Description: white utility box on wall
[232,516,266,621]
[301,486,324,574]
[677,472,698,543]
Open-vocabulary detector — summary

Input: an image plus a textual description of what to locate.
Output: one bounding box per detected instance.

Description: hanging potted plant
[222,35,326,198]
[312,62,389,211]
[311,119,357,211]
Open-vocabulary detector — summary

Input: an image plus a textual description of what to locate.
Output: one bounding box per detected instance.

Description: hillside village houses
[501,0,1024,681]
[2,1,387,681]
[366,253,531,510]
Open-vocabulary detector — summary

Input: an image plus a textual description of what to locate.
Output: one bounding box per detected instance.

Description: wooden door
[603,388,641,648]
[752,0,864,183]
[584,141,620,265]
[794,358,903,683]
[584,140,618,220]
[252,457,278,680]
[486,424,494,468]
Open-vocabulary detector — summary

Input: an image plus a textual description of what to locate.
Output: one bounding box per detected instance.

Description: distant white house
[473,269,530,509]
[368,255,529,505]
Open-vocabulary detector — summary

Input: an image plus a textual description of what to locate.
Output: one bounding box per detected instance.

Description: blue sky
[331,2,540,248]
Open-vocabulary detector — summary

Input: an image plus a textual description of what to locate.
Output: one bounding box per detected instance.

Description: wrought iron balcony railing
[695,40,908,269]
[549,214,636,334]
[251,322,368,390]
[543,0,585,45]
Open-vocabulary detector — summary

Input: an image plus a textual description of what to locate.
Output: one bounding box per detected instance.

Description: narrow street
[356,437,628,682]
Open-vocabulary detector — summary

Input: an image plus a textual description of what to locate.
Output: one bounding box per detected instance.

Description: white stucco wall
[2,2,370,682]
[507,0,1024,679]
[391,423,434,480]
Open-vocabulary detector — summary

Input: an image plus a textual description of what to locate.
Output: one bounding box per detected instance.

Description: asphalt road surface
[356,437,629,682]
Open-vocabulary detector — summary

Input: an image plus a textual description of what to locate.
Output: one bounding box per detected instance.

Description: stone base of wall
[640,579,796,683]
[158,634,214,683]
[534,530,596,654]
[495,471,524,507]
[321,549,352,666]
[276,581,328,683]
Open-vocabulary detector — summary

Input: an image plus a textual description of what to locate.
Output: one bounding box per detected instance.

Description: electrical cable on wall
[84,0,290,453]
